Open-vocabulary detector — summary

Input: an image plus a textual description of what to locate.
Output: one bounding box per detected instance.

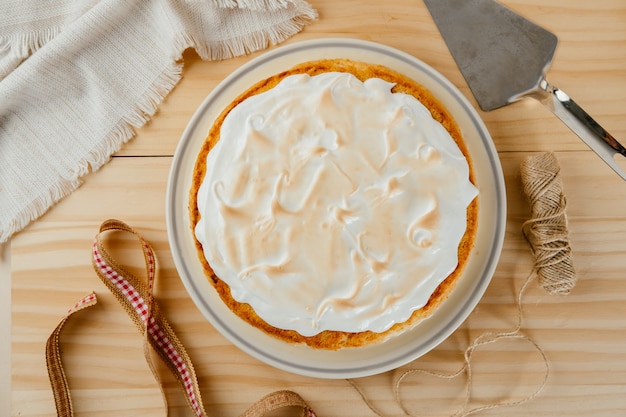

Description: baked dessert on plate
[189,58,479,350]
[166,38,505,378]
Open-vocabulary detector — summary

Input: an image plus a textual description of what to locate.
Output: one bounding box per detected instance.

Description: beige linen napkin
[0,0,316,243]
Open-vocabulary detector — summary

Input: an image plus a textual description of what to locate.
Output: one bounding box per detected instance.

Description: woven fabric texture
[0,0,316,243]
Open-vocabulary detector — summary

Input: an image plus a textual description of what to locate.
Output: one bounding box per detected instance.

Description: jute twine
[349,152,577,416]
[521,152,577,294]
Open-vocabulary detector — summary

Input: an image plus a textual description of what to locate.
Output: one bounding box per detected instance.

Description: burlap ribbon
[46,219,316,417]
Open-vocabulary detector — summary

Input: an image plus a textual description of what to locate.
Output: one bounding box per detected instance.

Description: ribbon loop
[47,219,316,417]
[93,219,207,417]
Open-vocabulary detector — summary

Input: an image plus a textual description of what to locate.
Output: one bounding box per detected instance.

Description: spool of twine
[520,152,577,295]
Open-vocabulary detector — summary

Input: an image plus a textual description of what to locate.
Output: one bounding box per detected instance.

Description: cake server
[423,0,626,181]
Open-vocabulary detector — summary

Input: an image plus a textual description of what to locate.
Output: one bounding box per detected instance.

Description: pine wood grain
[6,1,626,416]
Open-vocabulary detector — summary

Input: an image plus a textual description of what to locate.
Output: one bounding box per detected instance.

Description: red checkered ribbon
[46,219,316,417]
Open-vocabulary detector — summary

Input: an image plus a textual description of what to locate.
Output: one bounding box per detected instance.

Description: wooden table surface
[4,1,626,416]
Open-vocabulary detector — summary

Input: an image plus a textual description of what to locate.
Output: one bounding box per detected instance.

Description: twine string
[521,152,577,295]
[388,270,549,417]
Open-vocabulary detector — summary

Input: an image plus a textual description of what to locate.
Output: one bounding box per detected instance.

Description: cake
[189,58,479,350]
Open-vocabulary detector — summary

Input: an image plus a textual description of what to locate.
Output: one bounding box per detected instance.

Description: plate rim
[166,37,507,379]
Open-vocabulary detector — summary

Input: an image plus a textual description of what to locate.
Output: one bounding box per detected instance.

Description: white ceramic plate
[166,38,506,379]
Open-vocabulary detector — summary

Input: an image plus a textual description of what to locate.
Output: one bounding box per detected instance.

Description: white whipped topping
[195,71,478,336]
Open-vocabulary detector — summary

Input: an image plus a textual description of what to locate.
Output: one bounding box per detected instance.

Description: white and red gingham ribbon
[46,219,316,417]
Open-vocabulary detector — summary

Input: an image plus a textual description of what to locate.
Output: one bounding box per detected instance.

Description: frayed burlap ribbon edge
[45,293,98,417]
[46,219,316,417]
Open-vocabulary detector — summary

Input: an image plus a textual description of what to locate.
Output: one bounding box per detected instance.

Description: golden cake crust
[189,58,478,350]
